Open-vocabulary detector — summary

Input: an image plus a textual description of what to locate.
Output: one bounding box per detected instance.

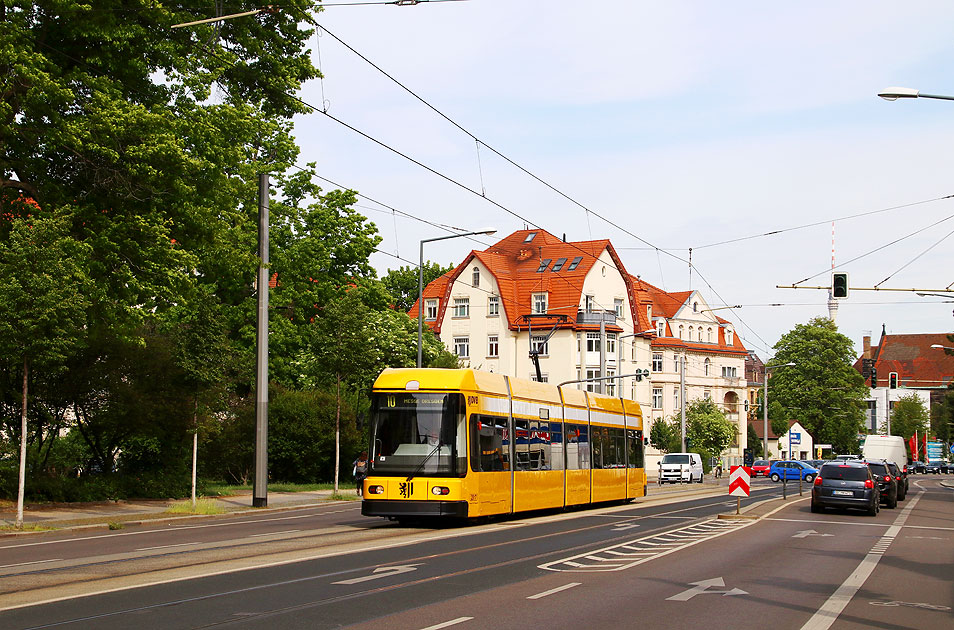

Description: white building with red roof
[411,229,750,466]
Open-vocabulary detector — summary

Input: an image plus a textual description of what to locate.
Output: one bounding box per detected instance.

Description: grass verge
[165,498,226,515]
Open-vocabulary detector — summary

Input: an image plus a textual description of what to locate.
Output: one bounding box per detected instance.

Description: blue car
[769,460,819,483]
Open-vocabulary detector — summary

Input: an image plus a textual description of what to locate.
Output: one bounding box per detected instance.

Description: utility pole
[253,173,269,508]
[680,354,686,452]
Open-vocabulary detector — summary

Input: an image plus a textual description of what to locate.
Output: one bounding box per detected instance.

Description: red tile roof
[856,333,954,389]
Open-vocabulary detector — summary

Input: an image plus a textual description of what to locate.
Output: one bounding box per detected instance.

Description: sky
[289,0,954,360]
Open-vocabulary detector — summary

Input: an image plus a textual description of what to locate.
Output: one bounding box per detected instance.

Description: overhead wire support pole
[253,173,270,508]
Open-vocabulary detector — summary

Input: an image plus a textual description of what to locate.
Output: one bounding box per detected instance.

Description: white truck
[658,452,704,484]
[861,435,907,467]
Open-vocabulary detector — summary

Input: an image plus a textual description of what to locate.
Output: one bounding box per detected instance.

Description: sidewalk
[0,489,349,533]
[0,475,739,535]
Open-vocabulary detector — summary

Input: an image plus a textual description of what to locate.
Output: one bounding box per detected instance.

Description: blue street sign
[790,431,801,445]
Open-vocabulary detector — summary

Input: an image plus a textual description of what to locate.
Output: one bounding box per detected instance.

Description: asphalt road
[0,478,950,630]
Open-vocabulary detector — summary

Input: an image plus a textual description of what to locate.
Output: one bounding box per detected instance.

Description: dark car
[811,461,880,515]
[909,460,926,474]
[886,461,907,500]
[865,460,898,509]
[925,461,942,474]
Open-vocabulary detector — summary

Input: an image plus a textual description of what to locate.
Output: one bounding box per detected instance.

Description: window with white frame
[586,332,601,353]
[726,328,733,345]
[697,327,702,342]
[678,325,684,339]
[487,335,499,357]
[453,297,469,318]
[585,369,601,392]
[605,369,616,396]
[647,305,652,321]
[707,327,713,342]
[532,292,548,314]
[614,298,624,319]
[531,335,549,356]
[673,387,680,410]
[487,295,499,317]
[704,358,711,376]
[472,266,480,288]
[631,381,636,401]
[722,366,738,378]
[425,299,438,321]
[657,320,665,336]
[652,353,663,372]
[688,326,693,340]
[453,336,470,358]
[606,333,617,355]
[584,295,594,312]
[704,390,711,400]
[531,372,549,383]
[652,387,663,409]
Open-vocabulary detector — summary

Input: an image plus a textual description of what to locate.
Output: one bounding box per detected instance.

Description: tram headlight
[367,485,385,495]
[431,486,450,496]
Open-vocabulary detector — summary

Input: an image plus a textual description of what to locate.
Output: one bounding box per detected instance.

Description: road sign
[790,431,801,445]
[729,466,751,497]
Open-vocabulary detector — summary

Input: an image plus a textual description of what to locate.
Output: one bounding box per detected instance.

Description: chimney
[863,335,871,359]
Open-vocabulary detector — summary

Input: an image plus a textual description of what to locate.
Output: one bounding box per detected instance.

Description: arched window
[472,267,480,288]
[704,358,711,376]
[698,327,703,342]
[707,327,713,343]
[678,325,684,339]
[726,329,734,345]
[688,326,693,340]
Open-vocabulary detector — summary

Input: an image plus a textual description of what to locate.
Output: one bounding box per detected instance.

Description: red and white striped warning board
[729,466,751,497]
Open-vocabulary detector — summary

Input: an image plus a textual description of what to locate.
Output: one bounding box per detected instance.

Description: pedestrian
[353,451,369,497]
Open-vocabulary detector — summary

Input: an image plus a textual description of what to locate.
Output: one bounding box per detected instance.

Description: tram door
[470,414,512,517]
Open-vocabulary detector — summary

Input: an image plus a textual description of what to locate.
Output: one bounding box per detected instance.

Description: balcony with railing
[577,309,617,325]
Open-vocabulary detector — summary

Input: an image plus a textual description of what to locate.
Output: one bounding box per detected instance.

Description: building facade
[411,229,749,467]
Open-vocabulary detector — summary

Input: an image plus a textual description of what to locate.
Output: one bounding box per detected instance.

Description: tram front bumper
[361,499,469,518]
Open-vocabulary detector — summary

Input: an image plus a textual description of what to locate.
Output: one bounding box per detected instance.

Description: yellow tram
[361,368,646,520]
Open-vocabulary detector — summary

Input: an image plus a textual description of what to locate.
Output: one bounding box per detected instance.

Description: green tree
[747,422,763,458]
[685,399,735,470]
[649,417,681,453]
[884,392,929,439]
[0,212,90,526]
[767,318,867,454]
[381,261,454,312]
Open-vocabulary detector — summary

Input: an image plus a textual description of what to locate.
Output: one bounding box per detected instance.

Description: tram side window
[565,423,589,470]
[514,419,551,471]
[549,421,564,471]
[593,426,626,469]
[470,415,510,472]
[627,429,644,468]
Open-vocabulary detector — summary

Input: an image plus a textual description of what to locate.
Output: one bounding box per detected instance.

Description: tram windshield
[369,392,467,476]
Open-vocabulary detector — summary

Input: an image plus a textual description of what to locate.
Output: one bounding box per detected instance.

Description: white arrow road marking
[332,563,423,585]
[667,577,748,601]
[793,530,834,539]
[612,522,641,531]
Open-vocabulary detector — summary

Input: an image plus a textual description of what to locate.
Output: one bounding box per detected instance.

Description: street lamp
[417,228,496,367]
[930,344,954,351]
[878,87,954,102]
[762,362,795,460]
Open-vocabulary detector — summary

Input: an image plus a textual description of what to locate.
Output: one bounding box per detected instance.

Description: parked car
[886,461,907,500]
[865,460,898,509]
[909,460,926,474]
[658,452,705,484]
[811,461,880,515]
[751,460,772,477]
[806,459,828,469]
[769,460,818,483]
[925,461,942,474]
[940,461,952,474]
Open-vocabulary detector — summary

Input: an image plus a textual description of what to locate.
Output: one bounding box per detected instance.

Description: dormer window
[536,258,552,272]
[725,328,734,345]
[657,320,665,336]
[552,257,567,272]
[472,266,480,288]
[567,256,583,271]
[524,232,537,243]
[533,292,548,314]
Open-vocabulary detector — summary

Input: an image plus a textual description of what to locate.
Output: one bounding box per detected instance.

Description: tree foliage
[766,318,867,454]
[885,393,929,439]
[382,261,454,312]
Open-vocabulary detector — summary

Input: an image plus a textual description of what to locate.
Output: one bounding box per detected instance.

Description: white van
[862,435,908,467]
[658,452,704,484]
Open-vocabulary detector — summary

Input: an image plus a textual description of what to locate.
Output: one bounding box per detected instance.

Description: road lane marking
[0,559,63,569]
[332,564,422,585]
[870,600,950,611]
[527,582,582,599]
[666,577,748,601]
[792,530,834,538]
[136,542,200,551]
[799,492,921,630]
[420,617,473,630]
